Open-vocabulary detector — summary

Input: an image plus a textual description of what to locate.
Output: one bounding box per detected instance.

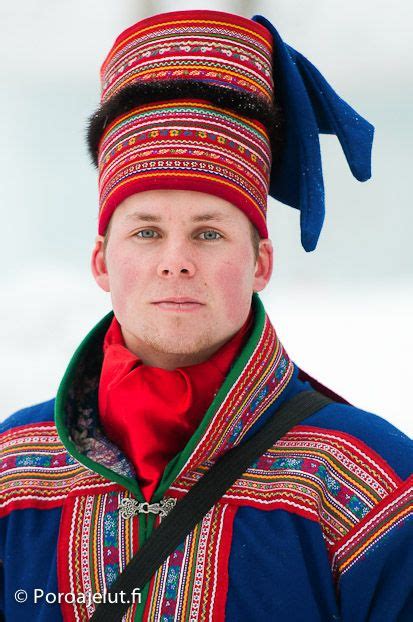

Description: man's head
[89,12,277,368]
[91,189,273,369]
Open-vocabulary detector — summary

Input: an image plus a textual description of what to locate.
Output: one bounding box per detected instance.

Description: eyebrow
[123,211,229,223]
[124,212,162,223]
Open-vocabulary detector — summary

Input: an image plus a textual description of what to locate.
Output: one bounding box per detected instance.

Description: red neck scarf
[98,313,252,501]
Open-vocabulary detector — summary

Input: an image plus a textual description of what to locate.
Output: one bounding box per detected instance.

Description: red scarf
[98,313,252,501]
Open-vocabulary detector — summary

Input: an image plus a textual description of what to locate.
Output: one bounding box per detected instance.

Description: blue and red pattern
[1,296,412,620]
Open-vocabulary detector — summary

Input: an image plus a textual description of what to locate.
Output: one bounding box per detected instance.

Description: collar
[97,311,253,501]
[55,293,296,502]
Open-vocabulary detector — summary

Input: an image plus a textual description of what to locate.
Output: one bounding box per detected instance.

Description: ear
[253,238,273,292]
[91,235,110,292]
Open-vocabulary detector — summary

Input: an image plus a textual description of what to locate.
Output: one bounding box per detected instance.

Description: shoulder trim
[330,475,413,581]
[0,421,114,517]
[303,401,413,481]
[169,425,403,549]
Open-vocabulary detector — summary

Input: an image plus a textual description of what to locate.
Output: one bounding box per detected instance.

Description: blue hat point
[252,15,374,252]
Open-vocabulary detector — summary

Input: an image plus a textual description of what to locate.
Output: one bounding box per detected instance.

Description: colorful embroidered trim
[143,502,235,621]
[97,99,271,236]
[57,489,139,621]
[171,313,294,479]
[58,487,234,621]
[100,10,274,105]
[330,476,413,581]
[0,422,113,517]
[168,426,402,550]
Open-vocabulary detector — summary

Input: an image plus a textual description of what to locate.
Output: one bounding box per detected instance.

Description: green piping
[55,311,142,499]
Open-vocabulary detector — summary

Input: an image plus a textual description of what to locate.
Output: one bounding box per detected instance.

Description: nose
[156,241,196,278]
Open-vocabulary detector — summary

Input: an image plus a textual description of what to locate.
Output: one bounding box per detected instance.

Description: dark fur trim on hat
[86,80,284,167]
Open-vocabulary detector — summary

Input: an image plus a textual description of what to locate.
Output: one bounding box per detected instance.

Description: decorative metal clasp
[118,496,177,520]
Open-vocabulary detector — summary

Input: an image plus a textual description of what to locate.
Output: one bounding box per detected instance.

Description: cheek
[212,258,254,322]
[106,253,146,313]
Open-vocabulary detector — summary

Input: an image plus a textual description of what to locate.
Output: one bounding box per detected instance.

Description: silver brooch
[118,496,177,520]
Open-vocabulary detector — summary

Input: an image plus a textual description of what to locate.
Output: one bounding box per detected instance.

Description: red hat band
[100,10,274,105]
[98,99,271,237]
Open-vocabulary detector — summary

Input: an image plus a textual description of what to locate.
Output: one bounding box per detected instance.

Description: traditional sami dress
[1,295,412,621]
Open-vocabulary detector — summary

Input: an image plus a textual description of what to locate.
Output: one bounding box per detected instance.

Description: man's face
[91,189,273,368]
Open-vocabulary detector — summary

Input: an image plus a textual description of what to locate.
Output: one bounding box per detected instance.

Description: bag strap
[90,390,332,622]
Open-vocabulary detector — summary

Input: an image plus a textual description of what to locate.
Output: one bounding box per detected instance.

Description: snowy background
[1,0,412,436]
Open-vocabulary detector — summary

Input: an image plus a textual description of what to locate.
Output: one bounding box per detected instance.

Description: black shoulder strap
[91,390,332,621]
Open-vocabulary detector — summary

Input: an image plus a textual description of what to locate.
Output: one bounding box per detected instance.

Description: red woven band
[98,99,271,236]
[100,10,274,105]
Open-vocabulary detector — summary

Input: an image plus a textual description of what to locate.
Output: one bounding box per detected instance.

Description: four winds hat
[87,10,374,251]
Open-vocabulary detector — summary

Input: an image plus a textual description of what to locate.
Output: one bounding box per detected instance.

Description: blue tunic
[1,297,412,621]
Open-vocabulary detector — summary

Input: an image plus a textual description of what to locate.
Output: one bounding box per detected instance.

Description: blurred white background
[1,0,412,436]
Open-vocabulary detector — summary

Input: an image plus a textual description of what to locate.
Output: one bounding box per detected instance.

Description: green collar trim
[53,311,142,494]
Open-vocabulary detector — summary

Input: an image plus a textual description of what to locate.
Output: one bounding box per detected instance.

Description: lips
[153,297,203,304]
[152,297,205,311]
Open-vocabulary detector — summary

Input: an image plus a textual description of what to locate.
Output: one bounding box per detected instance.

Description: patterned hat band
[100,10,274,106]
[98,99,272,237]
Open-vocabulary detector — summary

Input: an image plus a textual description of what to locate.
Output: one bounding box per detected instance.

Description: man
[1,9,412,622]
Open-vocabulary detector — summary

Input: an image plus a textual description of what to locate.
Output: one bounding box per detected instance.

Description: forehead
[114,189,247,226]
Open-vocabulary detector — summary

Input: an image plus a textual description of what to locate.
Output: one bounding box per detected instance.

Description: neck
[120,330,236,370]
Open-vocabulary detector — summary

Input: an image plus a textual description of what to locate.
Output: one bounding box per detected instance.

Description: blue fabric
[227,508,340,620]
[252,14,374,251]
[301,393,413,481]
[243,371,413,481]
[1,377,412,620]
[227,504,413,621]
[0,507,62,622]
[338,509,413,621]
[0,399,55,434]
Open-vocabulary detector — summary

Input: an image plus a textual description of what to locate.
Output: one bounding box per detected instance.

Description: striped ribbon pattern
[100,10,274,105]
[97,99,272,236]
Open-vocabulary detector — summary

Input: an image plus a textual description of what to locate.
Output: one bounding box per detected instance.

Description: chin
[150,336,209,356]
[143,327,216,356]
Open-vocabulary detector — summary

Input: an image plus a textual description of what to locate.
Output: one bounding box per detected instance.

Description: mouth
[151,297,205,312]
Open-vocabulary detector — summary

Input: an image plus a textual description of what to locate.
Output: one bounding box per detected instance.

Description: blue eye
[136,229,158,239]
[199,230,222,241]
